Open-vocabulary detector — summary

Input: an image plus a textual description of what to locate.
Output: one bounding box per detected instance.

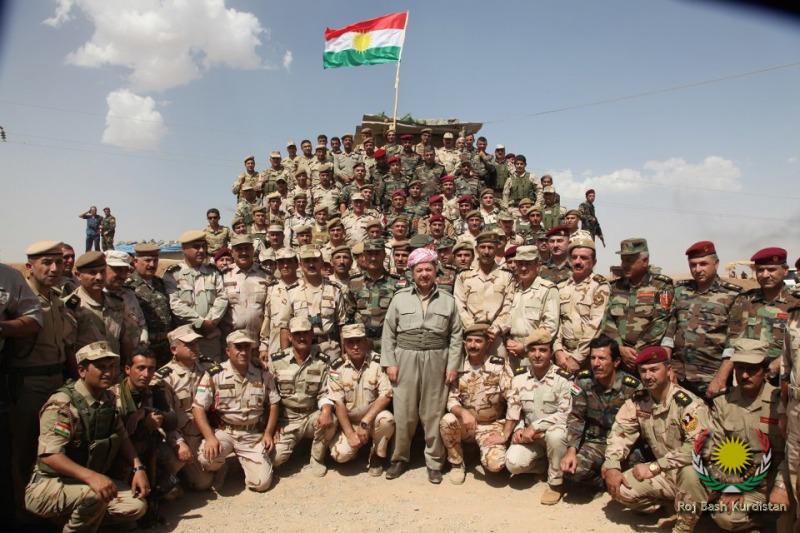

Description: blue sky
[1,0,798,272]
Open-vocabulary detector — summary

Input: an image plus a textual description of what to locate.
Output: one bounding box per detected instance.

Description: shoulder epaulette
[199,355,215,364]
[372,352,382,363]
[350,273,366,281]
[538,278,555,288]
[64,294,81,310]
[165,263,181,273]
[556,368,574,380]
[633,389,649,400]
[489,355,505,365]
[331,358,345,370]
[316,352,330,364]
[592,273,607,283]
[675,279,692,287]
[651,272,674,285]
[271,350,289,361]
[156,366,173,378]
[577,369,591,379]
[442,264,457,273]
[674,390,692,407]
[513,366,528,376]
[207,363,223,376]
[286,281,300,291]
[622,374,641,389]
[718,279,743,293]
[266,279,279,287]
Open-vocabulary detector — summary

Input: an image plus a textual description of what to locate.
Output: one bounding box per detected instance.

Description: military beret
[480,188,494,197]
[389,215,409,227]
[267,224,285,233]
[517,198,533,207]
[586,189,595,196]
[458,194,474,205]
[105,251,132,268]
[341,323,366,339]
[327,218,344,230]
[133,242,161,255]
[364,239,386,251]
[364,218,382,230]
[351,242,365,255]
[75,251,106,270]
[298,245,321,259]
[230,234,254,247]
[227,330,256,345]
[751,247,787,265]
[76,341,119,364]
[476,231,498,244]
[179,230,207,244]
[213,247,232,261]
[565,209,580,217]
[616,238,649,256]
[295,168,308,177]
[569,234,595,251]
[546,225,570,238]
[168,324,202,345]
[276,249,297,260]
[634,346,669,366]
[391,189,406,199]
[361,127,372,135]
[350,192,366,202]
[388,155,401,164]
[504,245,518,259]
[244,155,255,164]
[440,175,455,184]
[527,207,542,215]
[428,194,444,205]
[429,214,444,223]
[294,224,312,234]
[514,245,539,262]
[524,328,552,347]
[269,151,281,158]
[331,244,351,256]
[318,163,333,173]
[452,241,474,254]
[392,240,411,251]
[443,132,454,139]
[253,205,267,213]
[464,323,490,338]
[286,140,296,147]
[400,134,414,141]
[466,209,483,220]
[420,128,432,134]
[293,192,308,200]
[26,240,63,257]
[313,202,330,214]
[498,212,514,222]
[289,316,313,333]
[730,338,769,365]
[437,237,455,250]
[409,234,434,249]
[685,240,716,258]
[373,148,386,159]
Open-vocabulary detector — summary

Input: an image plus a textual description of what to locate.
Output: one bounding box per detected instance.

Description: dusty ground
[154,444,729,533]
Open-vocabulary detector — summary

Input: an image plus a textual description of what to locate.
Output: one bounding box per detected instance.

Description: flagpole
[391,11,409,131]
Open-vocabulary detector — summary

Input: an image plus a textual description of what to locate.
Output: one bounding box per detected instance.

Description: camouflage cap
[350,192,365,202]
[253,205,267,214]
[351,242,365,255]
[364,218,382,230]
[341,323,366,339]
[569,234,595,251]
[326,217,344,230]
[524,328,552,348]
[241,183,255,191]
[437,237,455,250]
[104,250,132,268]
[409,234,434,249]
[133,242,161,255]
[268,224,285,233]
[244,155,255,164]
[266,191,282,200]
[497,212,514,222]
[230,234,254,247]
[76,341,119,364]
[260,248,277,262]
[443,132,454,139]
[276,248,297,261]
[75,251,106,270]
[298,245,321,259]
[564,209,580,217]
[730,338,769,365]
[226,330,256,345]
[514,245,539,262]
[364,239,386,252]
[542,186,555,194]
[318,163,333,173]
[314,202,330,214]
[286,140,296,147]
[269,151,281,158]
[167,324,202,345]
[294,223,312,234]
[26,240,63,257]
[295,168,308,178]
[616,238,648,256]
[389,215,409,227]
[289,316,313,333]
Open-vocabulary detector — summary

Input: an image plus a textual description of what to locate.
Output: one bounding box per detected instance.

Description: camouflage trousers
[25,475,146,532]
[198,428,273,492]
[614,465,707,532]
[564,441,606,488]
[329,410,395,463]
[271,411,338,467]
[506,427,567,485]
[439,415,507,473]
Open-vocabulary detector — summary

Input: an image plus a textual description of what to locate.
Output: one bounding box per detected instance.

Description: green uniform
[728,287,800,361]
[350,271,404,352]
[126,272,173,365]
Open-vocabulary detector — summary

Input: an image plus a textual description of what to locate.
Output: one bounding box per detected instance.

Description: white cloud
[548,156,743,200]
[43,0,75,27]
[282,50,293,71]
[101,89,166,150]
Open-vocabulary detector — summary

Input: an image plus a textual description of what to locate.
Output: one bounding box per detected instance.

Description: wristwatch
[133,464,147,473]
[648,462,661,475]
[359,420,370,430]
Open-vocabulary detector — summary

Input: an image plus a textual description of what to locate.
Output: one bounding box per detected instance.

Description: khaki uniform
[69,286,137,358]
[311,184,341,211]
[555,274,610,365]
[781,308,800,509]
[259,279,291,356]
[151,359,214,490]
[709,383,787,531]
[203,226,232,255]
[603,384,709,531]
[268,347,338,466]
[341,213,372,245]
[163,262,229,361]
[440,355,521,472]
[381,285,464,469]
[283,213,314,249]
[436,147,461,174]
[232,171,261,199]
[221,264,269,341]
[281,157,301,184]
[194,361,280,492]
[258,166,290,195]
[454,265,514,344]
[333,151,362,182]
[25,380,146,531]
[327,352,395,462]
[279,278,347,356]
[505,364,572,485]
[507,277,560,368]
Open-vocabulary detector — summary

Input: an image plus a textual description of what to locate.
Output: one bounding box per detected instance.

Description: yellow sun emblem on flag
[712,436,753,476]
[352,32,371,53]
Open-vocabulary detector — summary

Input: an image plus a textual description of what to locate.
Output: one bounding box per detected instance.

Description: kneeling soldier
[505,329,572,505]
[328,324,395,476]
[193,330,280,492]
[25,341,149,531]
[269,317,337,477]
[440,323,520,484]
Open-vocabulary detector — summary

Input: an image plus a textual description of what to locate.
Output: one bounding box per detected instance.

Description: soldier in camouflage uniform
[602,238,673,371]
[398,135,421,179]
[415,145,445,199]
[578,189,604,245]
[728,247,800,378]
[440,324,520,484]
[203,209,232,256]
[436,132,461,174]
[220,235,269,343]
[269,317,337,477]
[233,184,261,227]
[417,195,456,238]
[380,157,408,209]
[128,244,173,365]
[404,180,429,232]
[383,128,402,158]
[561,336,643,489]
[661,241,742,399]
[602,346,709,533]
[502,155,540,215]
[327,324,394,476]
[163,231,229,362]
[413,128,434,156]
[333,134,361,183]
[258,151,289,196]
[539,225,572,285]
[231,155,261,201]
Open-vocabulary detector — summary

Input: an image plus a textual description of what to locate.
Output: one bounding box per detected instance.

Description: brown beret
[75,251,106,270]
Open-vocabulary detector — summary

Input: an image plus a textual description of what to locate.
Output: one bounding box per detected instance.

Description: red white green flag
[323,12,408,69]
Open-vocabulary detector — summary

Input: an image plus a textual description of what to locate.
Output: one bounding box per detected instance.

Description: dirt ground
[153,444,729,533]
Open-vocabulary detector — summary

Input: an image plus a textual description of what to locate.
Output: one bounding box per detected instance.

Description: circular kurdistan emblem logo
[692,429,771,494]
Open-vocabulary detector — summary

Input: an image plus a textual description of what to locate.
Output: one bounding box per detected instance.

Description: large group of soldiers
[2,128,800,532]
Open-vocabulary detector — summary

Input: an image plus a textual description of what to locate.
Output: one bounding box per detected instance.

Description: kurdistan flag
[323,12,408,69]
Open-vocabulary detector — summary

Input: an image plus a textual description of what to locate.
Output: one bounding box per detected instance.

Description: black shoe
[385,461,408,480]
[427,467,443,484]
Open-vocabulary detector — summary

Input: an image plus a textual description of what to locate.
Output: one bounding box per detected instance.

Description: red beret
[635,346,670,366]
[440,175,455,183]
[429,214,444,223]
[585,189,595,196]
[751,247,787,265]
[373,148,386,159]
[546,224,570,238]
[388,155,401,164]
[458,194,473,204]
[429,194,443,204]
[504,245,518,259]
[392,189,406,198]
[213,247,232,261]
[400,134,414,141]
[685,240,716,259]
